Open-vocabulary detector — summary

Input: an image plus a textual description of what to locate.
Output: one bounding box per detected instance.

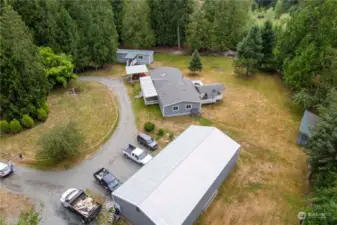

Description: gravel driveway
[0,77,140,225]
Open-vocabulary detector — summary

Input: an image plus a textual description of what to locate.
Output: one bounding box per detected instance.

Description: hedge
[0,120,10,134]
[21,115,35,128]
[9,119,22,134]
[37,108,48,121]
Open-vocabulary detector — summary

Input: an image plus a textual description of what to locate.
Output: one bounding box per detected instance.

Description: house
[117,49,154,66]
[141,67,202,117]
[112,125,241,225]
[297,110,321,146]
[124,65,148,82]
[195,83,225,104]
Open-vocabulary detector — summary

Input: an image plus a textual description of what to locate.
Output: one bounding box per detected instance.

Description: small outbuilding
[117,49,154,66]
[112,125,241,225]
[124,65,148,82]
[297,110,321,146]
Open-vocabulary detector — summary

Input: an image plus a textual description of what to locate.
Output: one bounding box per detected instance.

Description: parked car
[0,162,13,177]
[123,144,152,165]
[93,168,121,193]
[60,188,102,224]
[137,133,158,150]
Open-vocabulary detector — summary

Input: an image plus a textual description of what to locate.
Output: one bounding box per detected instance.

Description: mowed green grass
[130,53,306,225]
[0,80,118,165]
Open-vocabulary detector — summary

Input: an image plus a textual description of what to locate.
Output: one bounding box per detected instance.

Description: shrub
[144,122,155,132]
[42,102,49,113]
[21,115,35,128]
[157,128,165,137]
[0,120,10,134]
[37,108,48,121]
[169,132,174,141]
[9,119,22,134]
[37,121,84,165]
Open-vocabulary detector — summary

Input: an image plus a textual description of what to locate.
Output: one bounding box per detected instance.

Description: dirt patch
[0,189,35,224]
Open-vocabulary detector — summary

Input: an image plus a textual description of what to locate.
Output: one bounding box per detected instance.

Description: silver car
[0,162,12,177]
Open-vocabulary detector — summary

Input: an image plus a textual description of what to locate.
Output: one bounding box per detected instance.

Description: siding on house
[163,101,201,117]
[117,49,154,65]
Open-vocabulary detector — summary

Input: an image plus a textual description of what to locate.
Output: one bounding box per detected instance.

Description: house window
[186,104,192,110]
[138,55,143,59]
[172,106,179,111]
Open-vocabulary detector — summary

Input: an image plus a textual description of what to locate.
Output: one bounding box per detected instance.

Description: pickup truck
[93,168,121,193]
[60,188,102,223]
[123,144,152,165]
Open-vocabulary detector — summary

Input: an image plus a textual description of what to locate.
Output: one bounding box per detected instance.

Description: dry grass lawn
[0,189,35,225]
[127,53,307,225]
[0,80,118,165]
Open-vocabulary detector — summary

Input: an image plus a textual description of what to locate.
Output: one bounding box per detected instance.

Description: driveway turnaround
[0,77,140,225]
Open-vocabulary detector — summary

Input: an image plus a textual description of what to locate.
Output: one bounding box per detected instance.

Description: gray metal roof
[150,67,201,106]
[113,125,240,225]
[196,84,225,95]
[117,49,154,58]
[300,110,321,136]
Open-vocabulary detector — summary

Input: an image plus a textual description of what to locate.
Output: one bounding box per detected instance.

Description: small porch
[201,93,223,105]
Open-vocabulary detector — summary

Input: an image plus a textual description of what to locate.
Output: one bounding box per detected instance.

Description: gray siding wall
[182,148,241,225]
[113,195,155,225]
[117,54,152,65]
[163,102,201,117]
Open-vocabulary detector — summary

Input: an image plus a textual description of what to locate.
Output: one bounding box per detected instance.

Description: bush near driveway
[144,122,155,132]
[37,108,48,121]
[157,128,164,137]
[37,121,84,165]
[9,119,22,134]
[0,120,10,134]
[21,115,35,128]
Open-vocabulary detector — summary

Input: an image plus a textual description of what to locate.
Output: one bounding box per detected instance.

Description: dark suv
[137,133,158,150]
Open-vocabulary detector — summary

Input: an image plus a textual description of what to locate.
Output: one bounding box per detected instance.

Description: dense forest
[0,0,336,223]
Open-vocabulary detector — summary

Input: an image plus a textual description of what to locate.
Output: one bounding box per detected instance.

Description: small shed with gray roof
[117,49,154,66]
[150,67,201,117]
[297,110,321,146]
[112,125,240,225]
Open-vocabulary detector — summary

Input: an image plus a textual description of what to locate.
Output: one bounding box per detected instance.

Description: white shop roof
[113,125,240,225]
[125,65,148,75]
[139,76,158,98]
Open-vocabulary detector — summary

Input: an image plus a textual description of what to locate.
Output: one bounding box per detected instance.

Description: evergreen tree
[39,47,77,88]
[122,0,155,48]
[110,0,124,42]
[234,26,263,76]
[307,109,337,181]
[260,20,275,69]
[0,7,50,120]
[149,0,194,47]
[186,9,209,51]
[203,0,250,50]
[188,50,202,74]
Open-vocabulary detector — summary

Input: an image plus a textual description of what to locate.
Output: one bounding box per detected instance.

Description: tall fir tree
[203,0,250,50]
[234,26,263,76]
[122,0,155,48]
[186,9,209,51]
[0,7,50,120]
[260,20,275,69]
[110,0,124,42]
[188,50,202,74]
[148,0,194,47]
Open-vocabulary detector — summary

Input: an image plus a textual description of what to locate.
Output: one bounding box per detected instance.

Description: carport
[124,65,148,82]
[139,76,158,105]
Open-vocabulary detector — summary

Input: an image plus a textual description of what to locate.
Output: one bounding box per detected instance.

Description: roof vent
[161,73,166,77]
